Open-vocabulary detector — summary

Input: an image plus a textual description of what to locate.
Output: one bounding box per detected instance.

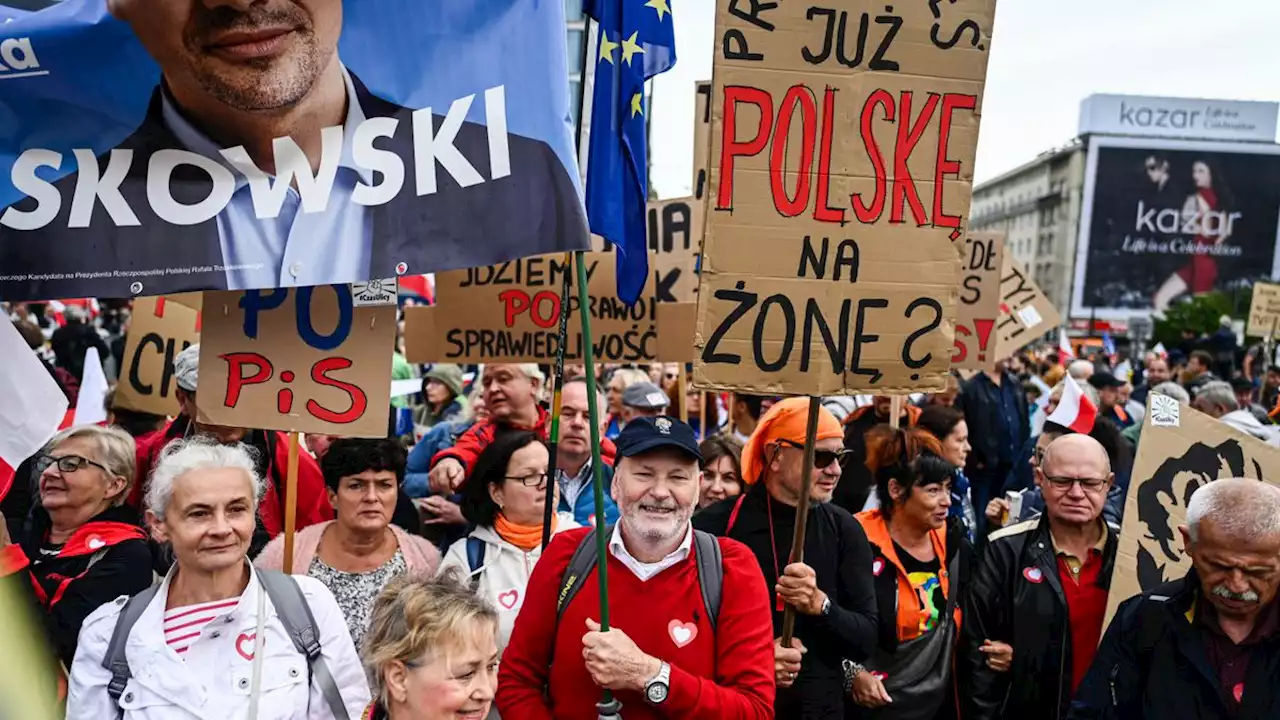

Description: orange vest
[855,509,962,642]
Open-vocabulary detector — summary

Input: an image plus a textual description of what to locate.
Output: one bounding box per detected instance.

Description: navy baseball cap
[615,416,702,462]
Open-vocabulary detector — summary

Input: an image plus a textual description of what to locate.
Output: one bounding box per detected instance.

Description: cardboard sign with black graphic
[114,297,202,417]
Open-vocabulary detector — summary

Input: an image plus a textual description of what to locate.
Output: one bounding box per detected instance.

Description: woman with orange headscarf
[847,426,973,720]
[694,398,879,720]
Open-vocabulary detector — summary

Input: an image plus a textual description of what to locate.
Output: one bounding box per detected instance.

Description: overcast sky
[649,0,1280,197]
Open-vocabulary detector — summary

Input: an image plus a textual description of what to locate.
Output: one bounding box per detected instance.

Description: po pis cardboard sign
[114,297,202,417]
[951,232,1004,370]
[196,286,396,437]
[993,253,1062,358]
[693,0,997,395]
[1246,281,1280,337]
[1104,397,1280,627]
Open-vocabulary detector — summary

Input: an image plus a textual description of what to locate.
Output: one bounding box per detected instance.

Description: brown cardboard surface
[1104,396,1280,627]
[167,293,203,312]
[657,302,697,362]
[952,232,1004,370]
[114,297,202,417]
[693,80,712,204]
[1246,281,1280,338]
[196,287,395,437]
[993,253,1062,358]
[405,253,659,363]
[593,196,701,303]
[695,0,996,394]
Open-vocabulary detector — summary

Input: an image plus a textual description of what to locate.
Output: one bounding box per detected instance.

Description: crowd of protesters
[5,298,1280,719]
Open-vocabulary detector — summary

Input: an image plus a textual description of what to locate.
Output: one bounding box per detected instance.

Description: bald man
[1070,479,1280,720]
[694,398,878,719]
[968,434,1118,720]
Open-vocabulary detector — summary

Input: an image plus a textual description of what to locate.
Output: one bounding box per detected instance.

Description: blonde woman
[361,571,500,720]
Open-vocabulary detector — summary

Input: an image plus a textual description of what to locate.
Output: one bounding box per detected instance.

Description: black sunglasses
[38,454,110,475]
[776,439,852,469]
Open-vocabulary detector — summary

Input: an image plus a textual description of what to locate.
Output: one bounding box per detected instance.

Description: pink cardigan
[254,520,441,578]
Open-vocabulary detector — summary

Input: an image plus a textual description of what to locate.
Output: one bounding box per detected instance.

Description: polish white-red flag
[1046,376,1097,434]
[1058,329,1075,362]
[0,321,71,502]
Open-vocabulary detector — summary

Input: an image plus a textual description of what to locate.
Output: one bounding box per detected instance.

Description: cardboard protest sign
[196,286,396,438]
[693,0,996,395]
[993,253,1062,358]
[0,4,588,302]
[951,233,1004,370]
[405,253,658,364]
[1104,397,1280,627]
[658,302,698,362]
[114,297,202,417]
[1246,281,1280,337]
[694,80,712,202]
[594,196,701,303]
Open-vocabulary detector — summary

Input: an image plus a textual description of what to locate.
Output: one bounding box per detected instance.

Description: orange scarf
[494,513,552,551]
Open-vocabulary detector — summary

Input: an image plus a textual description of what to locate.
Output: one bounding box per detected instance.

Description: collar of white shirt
[608,523,693,582]
[160,63,376,190]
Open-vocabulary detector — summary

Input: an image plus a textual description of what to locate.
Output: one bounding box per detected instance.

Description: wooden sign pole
[678,370,690,423]
[281,431,300,575]
[779,396,821,646]
[889,396,904,430]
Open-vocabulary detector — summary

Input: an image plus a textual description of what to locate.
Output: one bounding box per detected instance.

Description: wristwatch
[820,595,832,616]
[644,661,671,705]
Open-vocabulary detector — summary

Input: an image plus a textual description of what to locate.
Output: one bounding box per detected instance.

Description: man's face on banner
[108,0,342,112]
[1145,155,1168,184]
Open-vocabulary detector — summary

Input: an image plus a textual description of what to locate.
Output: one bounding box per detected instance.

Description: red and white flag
[1046,376,1097,434]
[72,346,110,428]
[1058,329,1075,362]
[0,321,70,502]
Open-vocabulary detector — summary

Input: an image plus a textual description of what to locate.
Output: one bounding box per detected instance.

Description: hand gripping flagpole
[543,16,597,550]
[779,397,821,647]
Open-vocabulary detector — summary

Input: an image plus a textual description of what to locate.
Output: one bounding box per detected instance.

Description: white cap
[174,343,200,392]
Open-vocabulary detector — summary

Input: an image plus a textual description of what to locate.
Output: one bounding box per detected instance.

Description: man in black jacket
[967,434,1119,720]
[1069,478,1280,720]
[694,398,878,719]
[957,359,1030,534]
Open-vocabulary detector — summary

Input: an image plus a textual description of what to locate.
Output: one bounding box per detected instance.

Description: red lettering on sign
[851,89,893,224]
[220,352,273,408]
[154,297,166,318]
[813,86,846,225]
[307,358,368,425]
[889,92,940,226]
[932,93,977,231]
[499,289,530,327]
[530,291,559,329]
[718,86,774,211]
[769,85,816,218]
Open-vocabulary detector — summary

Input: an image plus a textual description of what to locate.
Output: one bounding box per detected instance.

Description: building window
[565,0,585,22]
[567,28,586,70]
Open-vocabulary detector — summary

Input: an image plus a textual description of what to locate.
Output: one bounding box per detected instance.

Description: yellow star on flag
[644,0,671,21]
[598,30,619,64]
[630,91,644,119]
[620,31,645,66]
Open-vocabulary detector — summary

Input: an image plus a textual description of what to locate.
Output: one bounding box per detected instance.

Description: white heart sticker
[872,559,884,576]
[498,589,519,610]
[667,619,697,648]
[87,537,105,551]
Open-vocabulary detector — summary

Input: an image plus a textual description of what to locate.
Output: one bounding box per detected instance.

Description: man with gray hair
[1192,380,1280,446]
[1069,478,1280,719]
[1067,359,1095,383]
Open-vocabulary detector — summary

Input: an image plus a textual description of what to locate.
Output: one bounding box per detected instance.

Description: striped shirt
[163,598,239,655]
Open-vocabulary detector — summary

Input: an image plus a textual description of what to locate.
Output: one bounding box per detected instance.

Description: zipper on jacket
[1108,664,1119,707]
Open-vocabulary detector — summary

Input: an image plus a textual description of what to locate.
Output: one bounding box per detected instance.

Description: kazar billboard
[1079,94,1279,143]
[1072,136,1280,321]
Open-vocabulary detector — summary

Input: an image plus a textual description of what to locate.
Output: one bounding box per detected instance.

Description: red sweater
[497,527,776,720]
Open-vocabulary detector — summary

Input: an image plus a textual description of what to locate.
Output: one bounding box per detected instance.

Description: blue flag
[1102,332,1116,356]
[584,0,677,305]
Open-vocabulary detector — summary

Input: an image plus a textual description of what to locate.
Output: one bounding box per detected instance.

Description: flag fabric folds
[584,0,677,305]
[1047,376,1098,435]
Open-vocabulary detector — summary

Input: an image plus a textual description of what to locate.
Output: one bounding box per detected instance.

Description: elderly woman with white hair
[0,425,152,669]
[65,438,370,719]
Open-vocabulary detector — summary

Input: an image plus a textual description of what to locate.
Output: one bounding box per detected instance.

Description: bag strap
[257,570,350,720]
[104,586,160,714]
[556,527,605,617]
[466,536,486,589]
[692,530,723,633]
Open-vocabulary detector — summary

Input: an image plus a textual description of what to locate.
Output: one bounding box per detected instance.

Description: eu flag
[584,0,677,306]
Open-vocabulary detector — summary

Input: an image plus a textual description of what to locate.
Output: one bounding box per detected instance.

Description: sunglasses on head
[776,439,852,469]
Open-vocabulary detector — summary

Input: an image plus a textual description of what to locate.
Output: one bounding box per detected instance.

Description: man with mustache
[967,434,1119,720]
[1069,478,1280,719]
[1,0,582,298]
[695,397,878,719]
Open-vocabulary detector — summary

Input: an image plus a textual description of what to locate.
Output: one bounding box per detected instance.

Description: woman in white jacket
[439,431,577,654]
[66,438,371,719]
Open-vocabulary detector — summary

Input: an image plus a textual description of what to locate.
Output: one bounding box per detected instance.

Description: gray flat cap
[623,381,670,410]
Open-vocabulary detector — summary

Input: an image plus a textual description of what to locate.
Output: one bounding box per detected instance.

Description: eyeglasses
[505,473,549,490]
[1043,475,1109,492]
[38,454,109,475]
[776,440,852,469]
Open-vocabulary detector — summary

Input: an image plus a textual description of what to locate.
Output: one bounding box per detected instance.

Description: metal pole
[779,397,821,646]
[543,17,597,549]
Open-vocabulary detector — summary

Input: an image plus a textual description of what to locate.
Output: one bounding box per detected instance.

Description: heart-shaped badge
[498,589,519,610]
[1023,567,1044,584]
[1233,683,1244,703]
[667,619,697,648]
[87,536,105,551]
[235,632,258,661]
[872,559,885,576]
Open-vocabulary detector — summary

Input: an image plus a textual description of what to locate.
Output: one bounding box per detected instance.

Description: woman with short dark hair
[697,435,743,509]
[256,438,440,650]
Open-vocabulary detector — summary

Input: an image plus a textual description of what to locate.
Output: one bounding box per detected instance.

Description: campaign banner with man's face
[0,0,588,301]
[1072,136,1280,321]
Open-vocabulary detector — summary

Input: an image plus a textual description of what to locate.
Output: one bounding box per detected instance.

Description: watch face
[646,683,669,704]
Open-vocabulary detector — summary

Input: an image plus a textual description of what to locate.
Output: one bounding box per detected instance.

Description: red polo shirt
[1054,527,1109,693]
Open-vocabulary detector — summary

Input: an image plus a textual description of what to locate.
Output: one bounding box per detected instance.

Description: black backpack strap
[556,526,606,618]
[257,570,350,720]
[103,587,160,714]
[692,530,723,632]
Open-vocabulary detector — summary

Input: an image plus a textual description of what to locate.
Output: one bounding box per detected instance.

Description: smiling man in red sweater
[496,416,776,719]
